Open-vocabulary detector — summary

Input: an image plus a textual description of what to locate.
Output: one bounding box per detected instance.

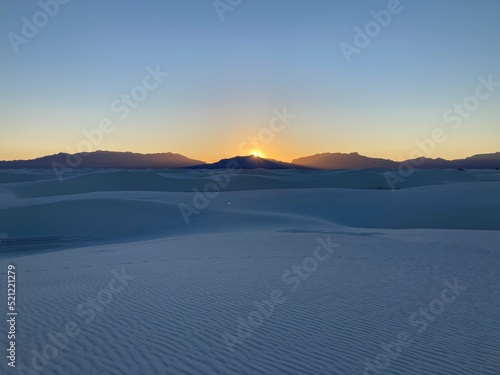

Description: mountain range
[189,155,309,170]
[0,151,499,170]
[0,151,204,169]
[291,152,500,170]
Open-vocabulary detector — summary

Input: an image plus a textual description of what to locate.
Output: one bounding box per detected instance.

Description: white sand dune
[0,169,499,374]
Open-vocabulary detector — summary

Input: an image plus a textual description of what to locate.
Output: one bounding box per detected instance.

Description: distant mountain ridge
[0,151,205,169]
[292,152,500,170]
[0,151,499,170]
[292,152,397,169]
[189,155,311,170]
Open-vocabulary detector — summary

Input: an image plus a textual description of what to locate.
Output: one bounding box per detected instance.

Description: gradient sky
[1,0,499,162]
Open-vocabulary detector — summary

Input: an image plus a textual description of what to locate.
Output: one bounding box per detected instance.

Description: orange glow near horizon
[1,142,500,164]
[2,147,500,164]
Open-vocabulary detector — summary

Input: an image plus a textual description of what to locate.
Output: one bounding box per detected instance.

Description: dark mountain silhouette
[1,151,499,170]
[292,152,500,170]
[0,151,205,169]
[189,155,312,170]
[451,152,500,169]
[292,152,397,169]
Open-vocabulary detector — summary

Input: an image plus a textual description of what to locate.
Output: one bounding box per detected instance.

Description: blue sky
[1,0,499,162]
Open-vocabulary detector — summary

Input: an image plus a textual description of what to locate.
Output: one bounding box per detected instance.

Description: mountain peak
[0,151,205,169]
[189,155,312,170]
[1,151,500,170]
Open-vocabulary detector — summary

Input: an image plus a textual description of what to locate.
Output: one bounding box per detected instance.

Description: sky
[1,0,499,163]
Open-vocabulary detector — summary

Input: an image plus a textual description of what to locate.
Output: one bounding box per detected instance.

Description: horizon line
[1,149,500,165]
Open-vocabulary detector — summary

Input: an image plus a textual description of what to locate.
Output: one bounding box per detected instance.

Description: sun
[251,150,264,158]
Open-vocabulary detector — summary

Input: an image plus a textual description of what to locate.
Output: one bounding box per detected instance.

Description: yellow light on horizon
[251,150,264,158]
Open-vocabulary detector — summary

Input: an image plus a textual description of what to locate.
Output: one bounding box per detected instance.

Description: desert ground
[1,168,499,374]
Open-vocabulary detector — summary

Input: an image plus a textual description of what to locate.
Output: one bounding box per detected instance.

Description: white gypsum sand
[0,168,499,374]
